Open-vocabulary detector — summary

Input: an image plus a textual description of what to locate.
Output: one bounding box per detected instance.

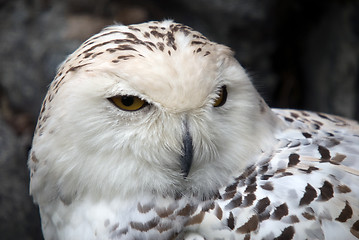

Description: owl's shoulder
[184,109,359,239]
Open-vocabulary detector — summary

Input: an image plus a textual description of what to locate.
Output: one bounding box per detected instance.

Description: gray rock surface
[302,1,358,118]
[0,117,42,239]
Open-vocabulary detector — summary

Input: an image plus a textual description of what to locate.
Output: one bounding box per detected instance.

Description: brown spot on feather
[92,52,104,58]
[302,212,315,220]
[227,212,235,230]
[274,226,295,240]
[259,164,269,174]
[290,112,299,118]
[82,41,111,54]
[261,174,273,180]
[130,218,159,232]
[288,153,300,167]
[150,30,165,38]
[157,42,165,51]
[236,165,256,180]
[109,223,119,232]
[313,119,324,126]
[116,45,138,51]
[236,215,259,233]
[225,182,238,193]
[191,40,205,45]
[247,175,257,185]
[335,201,353,222]
[272,203,289,220]
[121,32,139,40]
[275,168,286,174]
[318,145,331,161]
[222,190,236,200]
[290,215,300,223]
[351,220,359,238]
[117,55,135,60]
[165,31,177,50]
[319,181,334,201]
[155,206,175,218]
[202,201,215,211]
[84,52,93,58]
[156,222,172,233]
[215,204,223,220]
[299,184,317,206]
[242,193,256,207]
[225,194,242,210]
[331,153,346,164]
[302,132,312,138]
[337,185,351,193]
[260,182,273,191]
[67,63,91,73]
[31,152,38,163]
[259,99,266,113]
[177,204,196,216]
[185,211,205,226]
[300,166,319,174]
[255,197,270,214]
[107,48,116,53]
[245,184,257,193]
[137,203,154,213]
[114,227,128,237]
[128,26,140,31]
[284,117,294,122]
[280,172,293,177]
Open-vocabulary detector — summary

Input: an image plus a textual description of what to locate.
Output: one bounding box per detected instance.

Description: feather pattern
[183,109,359,240]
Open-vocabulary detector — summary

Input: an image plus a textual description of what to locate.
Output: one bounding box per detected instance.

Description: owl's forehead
[60,20,216,72]
[55,21,228,111]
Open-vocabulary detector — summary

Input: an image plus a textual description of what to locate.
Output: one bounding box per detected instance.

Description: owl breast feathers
[28,20,359,240]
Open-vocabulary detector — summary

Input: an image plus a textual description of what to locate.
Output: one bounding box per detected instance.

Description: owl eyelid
[213,85,227,107]
[108,95,149,111]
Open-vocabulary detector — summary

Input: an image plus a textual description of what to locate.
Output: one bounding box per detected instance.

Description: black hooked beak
[180,121,193,178]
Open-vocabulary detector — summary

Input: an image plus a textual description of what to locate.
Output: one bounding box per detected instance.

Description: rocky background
[0,0,358,239]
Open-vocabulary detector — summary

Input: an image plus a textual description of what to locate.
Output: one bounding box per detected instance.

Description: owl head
[29,20,280,204]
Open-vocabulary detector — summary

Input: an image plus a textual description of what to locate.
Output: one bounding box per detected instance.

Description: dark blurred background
[0,0,358,239]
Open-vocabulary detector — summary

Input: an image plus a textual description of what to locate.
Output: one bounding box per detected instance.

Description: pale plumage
[28,20,359,240]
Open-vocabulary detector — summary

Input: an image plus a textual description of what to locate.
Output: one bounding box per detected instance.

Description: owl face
[30,21,276,203]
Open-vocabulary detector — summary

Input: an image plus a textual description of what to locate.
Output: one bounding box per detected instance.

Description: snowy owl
[28,20,359,240]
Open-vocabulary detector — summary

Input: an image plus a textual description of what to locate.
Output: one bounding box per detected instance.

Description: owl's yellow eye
[109,95,147,111]
[213,85,227,107]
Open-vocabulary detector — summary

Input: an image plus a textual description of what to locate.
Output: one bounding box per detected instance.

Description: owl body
[29,20,359,240]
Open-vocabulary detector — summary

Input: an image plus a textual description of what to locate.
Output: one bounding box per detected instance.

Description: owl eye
[213,85,227,107]
[109,95,148,111]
